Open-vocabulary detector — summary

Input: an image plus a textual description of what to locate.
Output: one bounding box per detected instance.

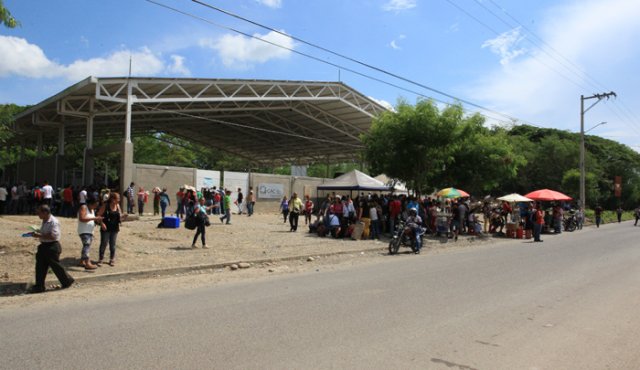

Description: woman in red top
[304,195,314,225]
[533,202,545,242]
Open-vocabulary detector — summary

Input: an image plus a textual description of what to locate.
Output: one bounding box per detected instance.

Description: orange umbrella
[524,189,572,201]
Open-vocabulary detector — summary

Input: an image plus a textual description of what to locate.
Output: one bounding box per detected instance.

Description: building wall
[250,173,327,213]
[132,163,196,199]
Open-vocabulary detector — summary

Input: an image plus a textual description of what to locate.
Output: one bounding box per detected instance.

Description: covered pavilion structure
[10,76,387,192]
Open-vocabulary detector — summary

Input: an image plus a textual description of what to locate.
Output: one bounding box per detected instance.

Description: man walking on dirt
[126,182,135,214]
[30,205,75,293]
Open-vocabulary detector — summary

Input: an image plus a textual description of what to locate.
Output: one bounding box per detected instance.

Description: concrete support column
[56,125,65,188]
[125,81,133,144]
[120,141,134,195]
[58,125,65,156]
[34,133,43,184]
[83,113,95,185]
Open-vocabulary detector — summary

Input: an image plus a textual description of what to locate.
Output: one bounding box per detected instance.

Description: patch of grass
[584,210,634,224]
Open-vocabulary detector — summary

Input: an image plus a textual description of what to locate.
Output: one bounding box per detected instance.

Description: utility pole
[580,91,616,210]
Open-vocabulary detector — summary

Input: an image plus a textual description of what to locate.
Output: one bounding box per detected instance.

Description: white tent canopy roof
[374,174,408,194]
[318,170,390,191]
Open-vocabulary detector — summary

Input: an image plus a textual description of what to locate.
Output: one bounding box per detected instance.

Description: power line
[485,0,610,93]
[145,0,541,127]
[445,0,592,92]
[455,0,640,138]
[177,0,543,127]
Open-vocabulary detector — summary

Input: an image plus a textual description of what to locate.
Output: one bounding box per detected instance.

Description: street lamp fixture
[584,121,606,134]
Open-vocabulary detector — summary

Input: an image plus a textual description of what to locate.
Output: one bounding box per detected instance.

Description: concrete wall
[132,163,196,199]
[250,173,327,213]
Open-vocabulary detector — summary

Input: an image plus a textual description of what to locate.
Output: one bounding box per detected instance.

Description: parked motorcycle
[564,212,577,232]
[389,219,423,255]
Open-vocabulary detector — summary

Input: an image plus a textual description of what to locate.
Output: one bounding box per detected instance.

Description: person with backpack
[191,197,214,249]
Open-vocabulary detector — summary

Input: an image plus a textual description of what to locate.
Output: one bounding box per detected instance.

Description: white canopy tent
[374,174,408,194]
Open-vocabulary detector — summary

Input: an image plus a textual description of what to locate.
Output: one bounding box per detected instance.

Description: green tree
[362,99,456,193]
[0,1,19,28]
[362,100,524,194]
[561,168,600,203]
[0,104,29,171]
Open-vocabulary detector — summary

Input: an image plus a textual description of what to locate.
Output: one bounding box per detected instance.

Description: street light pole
[579,91,616,210]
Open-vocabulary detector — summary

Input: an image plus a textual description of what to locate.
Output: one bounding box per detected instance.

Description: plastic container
[163,216,180,229]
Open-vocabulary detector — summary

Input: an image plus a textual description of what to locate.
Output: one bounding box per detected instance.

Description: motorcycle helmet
[409,207,418,215]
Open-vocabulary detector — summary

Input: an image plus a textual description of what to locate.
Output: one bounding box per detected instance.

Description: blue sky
[2,0,640,150]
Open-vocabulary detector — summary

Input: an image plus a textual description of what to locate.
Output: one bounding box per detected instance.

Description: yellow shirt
[290,197,303,212]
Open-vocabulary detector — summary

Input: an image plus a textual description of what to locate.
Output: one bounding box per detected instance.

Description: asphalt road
[2,222,640,369]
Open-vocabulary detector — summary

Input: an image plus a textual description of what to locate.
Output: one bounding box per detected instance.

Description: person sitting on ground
[328,211,341,238]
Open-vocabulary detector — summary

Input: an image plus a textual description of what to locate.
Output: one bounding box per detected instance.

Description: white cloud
[0,36,62,78]
[201,30,294,69]
[0,35,189,81]
[389,34,406,50]
[482,28,527,66]
[467,0,640,133]
[382,0,417,12]
[369,96,395,111]
[167,55,191,76]
[256,0,282,8]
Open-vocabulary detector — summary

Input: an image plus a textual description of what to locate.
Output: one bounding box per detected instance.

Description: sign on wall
[258,183,284,199]
[196,170,221,190]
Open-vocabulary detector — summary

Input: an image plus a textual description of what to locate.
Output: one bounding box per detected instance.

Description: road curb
[71,246,387,284]
[1,246,387,296]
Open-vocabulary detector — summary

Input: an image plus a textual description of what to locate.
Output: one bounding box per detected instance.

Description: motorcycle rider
[406,208,424,254]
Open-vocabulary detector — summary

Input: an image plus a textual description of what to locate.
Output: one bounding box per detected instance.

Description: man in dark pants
[30,205,74,293]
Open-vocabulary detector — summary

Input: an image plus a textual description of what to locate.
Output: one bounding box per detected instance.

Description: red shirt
[389,200,402,218]
[63,188,73,203]
[535,210,545,225]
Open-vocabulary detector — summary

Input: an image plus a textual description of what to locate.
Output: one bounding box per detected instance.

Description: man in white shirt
[0,184,7,214]
[9,184,18,214]
[41,181,54,208]
[31,204,74,293]
[78,187,87,205]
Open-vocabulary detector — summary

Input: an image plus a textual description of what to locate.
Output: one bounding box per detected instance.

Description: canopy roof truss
[13,77,387,165]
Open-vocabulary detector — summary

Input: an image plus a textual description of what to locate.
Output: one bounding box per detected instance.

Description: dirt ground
[0,211,499,302]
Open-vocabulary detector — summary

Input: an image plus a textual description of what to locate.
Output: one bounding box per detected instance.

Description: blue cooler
[163,216,180,228]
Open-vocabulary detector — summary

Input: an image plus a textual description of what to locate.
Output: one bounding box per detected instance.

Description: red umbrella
[524,189,573,201]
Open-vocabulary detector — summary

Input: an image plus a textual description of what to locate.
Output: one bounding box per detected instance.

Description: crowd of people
[0,181,115,218]
[6,179,639,294]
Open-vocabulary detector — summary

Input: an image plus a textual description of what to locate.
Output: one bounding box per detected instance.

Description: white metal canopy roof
[13,76,387,165]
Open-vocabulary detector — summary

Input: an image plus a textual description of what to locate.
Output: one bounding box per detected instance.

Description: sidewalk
[0,213,392,294]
